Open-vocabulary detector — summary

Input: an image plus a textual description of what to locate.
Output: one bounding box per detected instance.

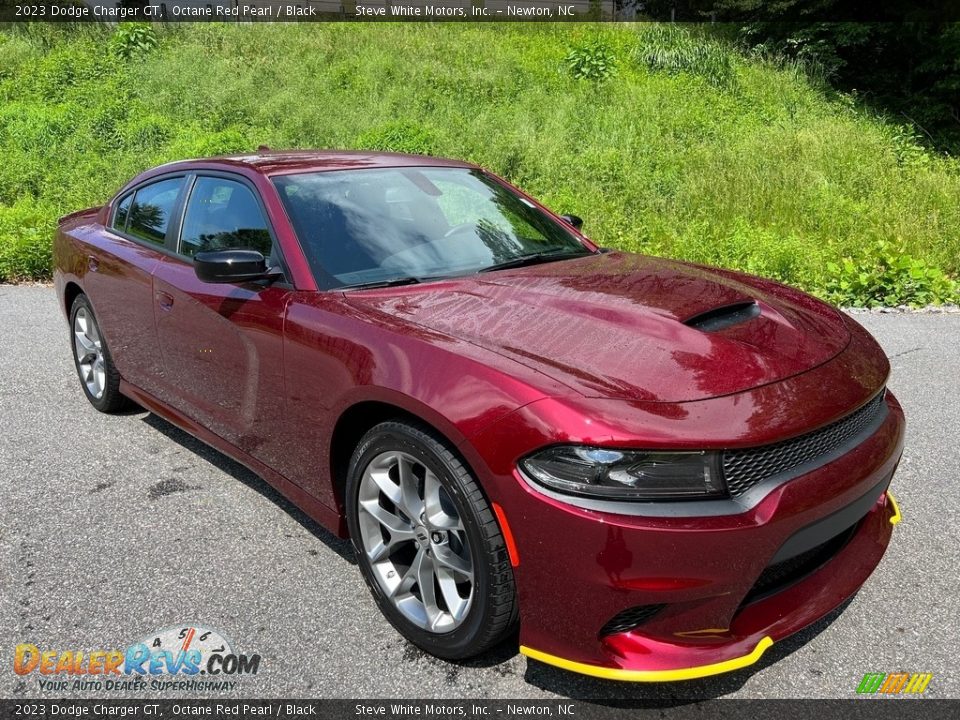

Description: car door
[151,172,292,462]
[84,176,187,398]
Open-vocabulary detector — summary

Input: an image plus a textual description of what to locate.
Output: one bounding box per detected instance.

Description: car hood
[345,252,851,402]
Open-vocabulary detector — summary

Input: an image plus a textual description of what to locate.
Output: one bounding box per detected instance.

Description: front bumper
[476,392,905,681]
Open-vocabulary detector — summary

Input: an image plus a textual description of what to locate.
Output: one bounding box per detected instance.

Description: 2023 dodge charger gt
[54,151,904,681]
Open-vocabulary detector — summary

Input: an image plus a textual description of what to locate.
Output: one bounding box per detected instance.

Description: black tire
[69,293,131,413]
[346,420,517,660]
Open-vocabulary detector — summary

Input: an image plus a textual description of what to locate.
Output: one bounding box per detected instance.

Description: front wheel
[346,420,517,659]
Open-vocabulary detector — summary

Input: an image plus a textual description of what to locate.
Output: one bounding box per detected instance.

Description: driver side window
[179,177,273,260]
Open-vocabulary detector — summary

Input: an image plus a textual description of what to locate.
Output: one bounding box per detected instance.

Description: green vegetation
[825,242,959,309]
[108,22,158,59]
[564,38,618,82]
[636,24,734,88]
[713,4,960,153]
[1,22,958,306]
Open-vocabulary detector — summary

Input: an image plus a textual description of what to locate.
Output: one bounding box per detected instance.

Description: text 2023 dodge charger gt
[54,151,904,681]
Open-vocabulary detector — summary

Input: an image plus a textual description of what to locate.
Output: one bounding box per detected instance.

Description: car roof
[153,150,477,177]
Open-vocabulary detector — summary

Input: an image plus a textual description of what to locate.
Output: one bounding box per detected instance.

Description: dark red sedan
[53,151,904,681]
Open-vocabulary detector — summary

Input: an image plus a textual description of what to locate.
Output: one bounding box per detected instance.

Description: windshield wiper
[338,276,424,291]
[478,249,593,273]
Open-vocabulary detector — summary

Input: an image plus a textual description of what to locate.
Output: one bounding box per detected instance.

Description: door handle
[157,291,174,311]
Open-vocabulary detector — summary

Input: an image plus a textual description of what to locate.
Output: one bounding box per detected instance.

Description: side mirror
[194,249,272,284]
[561,214,584,231]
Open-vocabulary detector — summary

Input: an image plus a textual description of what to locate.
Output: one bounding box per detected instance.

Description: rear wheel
[346,420,517,659]
[69,294,130,413]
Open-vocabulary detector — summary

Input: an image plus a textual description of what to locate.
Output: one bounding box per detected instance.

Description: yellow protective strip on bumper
[519,636,774,682]
[887,491,902,526]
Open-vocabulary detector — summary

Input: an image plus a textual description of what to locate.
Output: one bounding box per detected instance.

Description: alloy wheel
[356,450,474,633]
[73,306,105,400]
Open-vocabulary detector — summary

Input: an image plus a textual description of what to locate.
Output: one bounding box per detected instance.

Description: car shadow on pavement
[114,400,152,416]
[399,628,523,675]
[141,412,356,565]
[520,598,855,702]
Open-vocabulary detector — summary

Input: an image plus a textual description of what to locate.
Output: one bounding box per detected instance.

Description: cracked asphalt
[1,285,957,701]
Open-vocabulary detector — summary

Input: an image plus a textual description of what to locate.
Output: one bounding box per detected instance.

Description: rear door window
[127,177,184,246]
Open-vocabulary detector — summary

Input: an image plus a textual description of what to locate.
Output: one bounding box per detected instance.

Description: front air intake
[740,521,858,606]
[598,604,666,637]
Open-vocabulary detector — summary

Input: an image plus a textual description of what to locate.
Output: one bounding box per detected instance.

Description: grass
[1,22,958,305]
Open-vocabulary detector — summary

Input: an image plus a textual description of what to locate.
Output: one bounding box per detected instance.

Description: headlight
[520,446,727,501]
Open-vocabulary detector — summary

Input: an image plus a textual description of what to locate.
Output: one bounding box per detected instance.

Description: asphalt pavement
[1,285,957,701]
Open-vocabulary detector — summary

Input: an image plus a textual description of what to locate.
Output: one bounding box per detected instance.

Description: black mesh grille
[598,604,665,637]
[722,392,887,497]
[742,523,858,605]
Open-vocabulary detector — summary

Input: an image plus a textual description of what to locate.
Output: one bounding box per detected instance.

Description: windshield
[273,167,592,289]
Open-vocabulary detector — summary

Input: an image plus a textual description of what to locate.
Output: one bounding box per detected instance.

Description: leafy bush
[109,24,157,60]
[0,197,56,282]
[564,40,617,82]
[886,123,933,168]
[824,242,959,307]
[636,25,735,88]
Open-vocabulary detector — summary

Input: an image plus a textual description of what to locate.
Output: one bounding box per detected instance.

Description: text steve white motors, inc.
[355,4,576,17]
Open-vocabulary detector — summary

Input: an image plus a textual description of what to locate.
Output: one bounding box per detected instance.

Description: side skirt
[120,380,347,538]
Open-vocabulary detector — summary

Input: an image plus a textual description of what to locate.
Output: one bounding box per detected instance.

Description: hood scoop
[684,300,760,332]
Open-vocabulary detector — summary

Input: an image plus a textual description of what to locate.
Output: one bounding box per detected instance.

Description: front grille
[722,391,887,497]
[598,604,666,638]
[741,522,857,605]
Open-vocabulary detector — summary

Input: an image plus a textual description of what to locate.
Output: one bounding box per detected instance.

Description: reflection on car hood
[345,252,851,402]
